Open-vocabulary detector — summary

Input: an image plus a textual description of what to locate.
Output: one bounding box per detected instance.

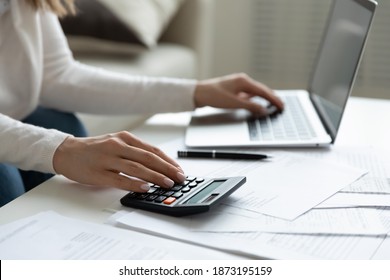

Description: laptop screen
[310,0,376,141]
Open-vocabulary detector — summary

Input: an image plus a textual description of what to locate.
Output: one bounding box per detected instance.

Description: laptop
[185,0,377,148]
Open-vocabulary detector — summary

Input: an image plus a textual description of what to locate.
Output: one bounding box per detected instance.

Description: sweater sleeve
[39,12,197,115]
[0,113,70,173]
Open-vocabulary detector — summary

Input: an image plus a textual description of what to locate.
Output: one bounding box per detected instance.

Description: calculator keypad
[130,176,204,205]
[121,175,246,216]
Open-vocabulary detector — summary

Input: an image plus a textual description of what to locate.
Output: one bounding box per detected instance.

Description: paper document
[368,209,390,259]
[160,139,366,220]
[112,210,312,260]
[342,177,390,194]
[254,232,384,260]
[189,208,387,236]
[316,193,390,208]
[107,138,388,259]
[290,146,390,178]
[0,211,241,260]
[371,238,390,259]
[112,210,385,259]
[376,208,390,233]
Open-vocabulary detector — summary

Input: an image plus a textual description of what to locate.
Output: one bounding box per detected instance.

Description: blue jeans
[0,107,88,207]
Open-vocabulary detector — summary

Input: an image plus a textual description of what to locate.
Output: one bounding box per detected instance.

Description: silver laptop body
[185,0,377,148]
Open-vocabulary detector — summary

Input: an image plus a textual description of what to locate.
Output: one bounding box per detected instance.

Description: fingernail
[177,172,186,182]
[140,184,150,192]
[163,178,175,188]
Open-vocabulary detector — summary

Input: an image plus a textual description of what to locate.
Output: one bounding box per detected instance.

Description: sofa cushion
[74,43,196,79]
[98,0,185,47]
[60,0,185,54]
[75,43,197,136]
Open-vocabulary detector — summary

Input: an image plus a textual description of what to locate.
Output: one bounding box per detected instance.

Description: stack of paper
[0,211,245,260]
[109,141,390,259]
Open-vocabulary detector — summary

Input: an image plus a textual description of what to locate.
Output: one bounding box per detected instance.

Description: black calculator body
[120,176,246,216]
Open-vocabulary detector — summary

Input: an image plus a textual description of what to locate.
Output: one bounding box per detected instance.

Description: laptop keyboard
[248,95,316,141]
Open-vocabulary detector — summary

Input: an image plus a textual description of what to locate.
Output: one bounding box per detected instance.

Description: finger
[119,133,185,176]
[240,100,270,117]
[117,132,184,172]
[106,171,152,192]
[107,132,186,185]
[111,159,177,189]
[84,169,151,192]
[239,77,284,111]
[133,148,186,182]
[212,88,269,116]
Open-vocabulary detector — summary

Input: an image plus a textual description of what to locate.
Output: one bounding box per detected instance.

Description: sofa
[62,0,214,136]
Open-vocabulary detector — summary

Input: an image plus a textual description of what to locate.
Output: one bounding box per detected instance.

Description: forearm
[40,60,197,115]
[38,12,196,115]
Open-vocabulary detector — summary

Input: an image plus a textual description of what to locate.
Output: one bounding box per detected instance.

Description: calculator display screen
[183,180,225,204]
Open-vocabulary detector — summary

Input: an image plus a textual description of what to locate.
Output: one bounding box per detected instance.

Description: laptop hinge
[309,93,338,143]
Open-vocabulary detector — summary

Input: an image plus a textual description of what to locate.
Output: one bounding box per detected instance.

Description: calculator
[120,176,246,216]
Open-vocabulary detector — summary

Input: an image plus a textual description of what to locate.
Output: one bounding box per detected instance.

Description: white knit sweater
[0,1,196,173]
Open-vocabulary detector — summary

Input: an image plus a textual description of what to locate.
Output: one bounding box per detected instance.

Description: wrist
[52,135,77,174]
[193,81,210,108]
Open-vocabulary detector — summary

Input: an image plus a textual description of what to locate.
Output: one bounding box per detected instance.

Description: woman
[0,0,283,206]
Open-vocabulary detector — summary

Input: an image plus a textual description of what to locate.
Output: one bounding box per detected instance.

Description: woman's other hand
[194,73,284,116]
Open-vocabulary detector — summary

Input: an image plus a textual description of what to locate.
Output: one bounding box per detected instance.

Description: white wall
[209,0,253,77]
[210,0,390,99]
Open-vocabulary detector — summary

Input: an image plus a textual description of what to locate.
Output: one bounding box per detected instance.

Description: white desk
[1,96,390,258]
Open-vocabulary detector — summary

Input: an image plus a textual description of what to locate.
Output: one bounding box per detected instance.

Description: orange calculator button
[163,197,176,205]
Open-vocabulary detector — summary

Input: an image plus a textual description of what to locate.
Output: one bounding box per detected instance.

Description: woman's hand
[194,73,284,115]
[53,131,186,192]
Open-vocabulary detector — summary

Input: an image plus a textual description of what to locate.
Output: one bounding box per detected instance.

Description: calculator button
[163,197,176,205]
[195,178,204,183]
[147,186,158,193]
[188,182,198,188]
[177,180,190,187]
[163,191,175,197]
[172,192,183,199]
[145,194,158,201]
[135,193,149,200]
[154,189,166,195]
[171,185,183,192]
[127,192,138,198]
[186,176,196,181]
[154,196,167,203]
[181,186,191,193]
